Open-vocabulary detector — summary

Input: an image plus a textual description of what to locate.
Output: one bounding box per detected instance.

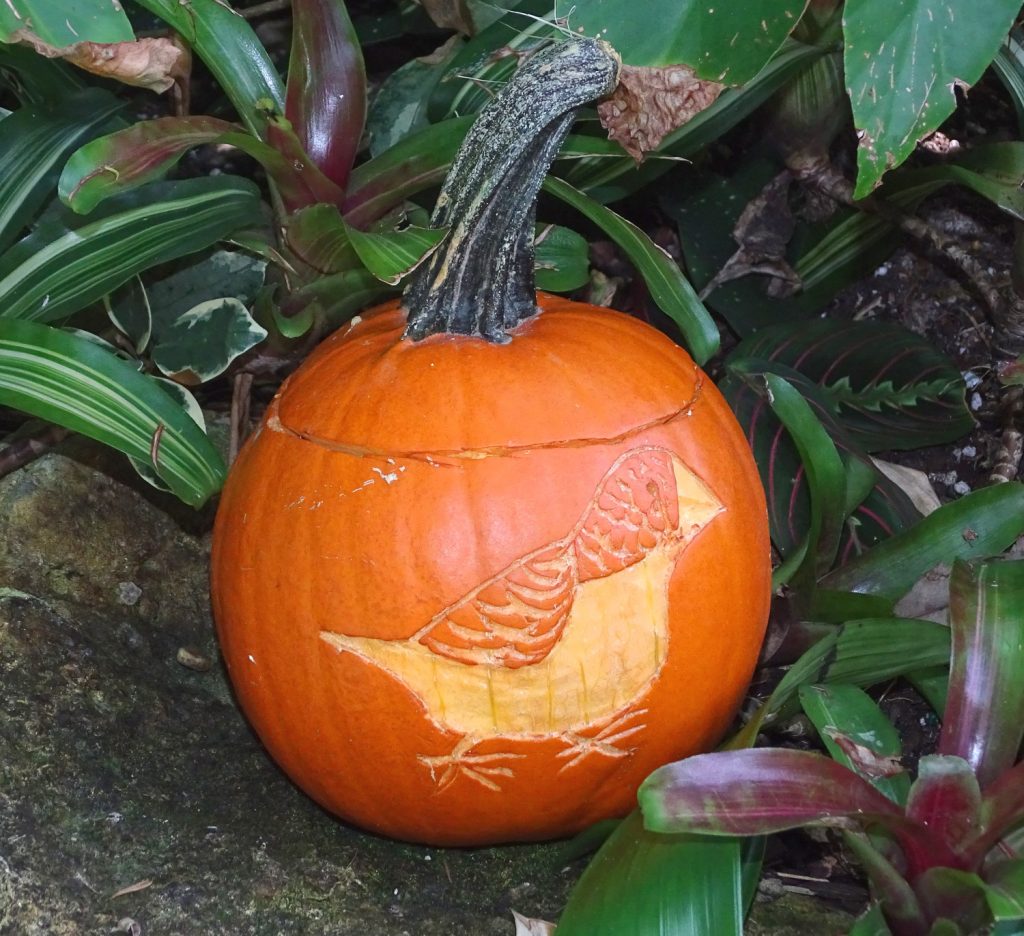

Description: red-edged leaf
[59,115,341,214]
[285,0,366,191]
[939,559,1024,788]
[640,748,913,838]
[842,832,929,934]
[904,756,981,873]
[722,357,921,563]
[912,867,992,933]
[729,318,973,453]
[262,113,346,211]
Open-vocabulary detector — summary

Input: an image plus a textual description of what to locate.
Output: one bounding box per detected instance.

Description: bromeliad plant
[640,558,1024,936]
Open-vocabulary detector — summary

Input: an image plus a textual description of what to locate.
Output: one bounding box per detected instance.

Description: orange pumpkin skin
[211,294,770,846]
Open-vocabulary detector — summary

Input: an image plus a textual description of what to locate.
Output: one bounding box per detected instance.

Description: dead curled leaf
[9,30,189,93]
[416,0,476,35]
[597,63,725,162]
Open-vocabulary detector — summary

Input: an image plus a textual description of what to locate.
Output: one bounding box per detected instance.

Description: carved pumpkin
[211,39,770,846]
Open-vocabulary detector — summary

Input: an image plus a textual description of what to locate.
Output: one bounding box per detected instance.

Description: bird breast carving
[320,446,724,792]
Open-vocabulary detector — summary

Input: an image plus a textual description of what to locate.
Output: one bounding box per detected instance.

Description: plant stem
[403,39,619,343]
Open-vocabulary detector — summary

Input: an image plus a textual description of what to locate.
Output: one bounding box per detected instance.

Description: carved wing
[416,448,686,671]
[416,543,578,669]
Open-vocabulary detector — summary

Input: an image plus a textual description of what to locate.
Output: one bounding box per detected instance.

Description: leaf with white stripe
[0,319,224,505]
[0,177,264,324]
[0,88,123,254]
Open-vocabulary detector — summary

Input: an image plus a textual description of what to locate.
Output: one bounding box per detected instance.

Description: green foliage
[0,0,133,45]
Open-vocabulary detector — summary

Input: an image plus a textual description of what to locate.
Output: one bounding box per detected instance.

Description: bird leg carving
[555,708,648,773]
[418,737,527,793]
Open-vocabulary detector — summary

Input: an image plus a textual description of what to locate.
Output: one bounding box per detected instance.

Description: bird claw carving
[419,738,527,793]
[556,708,648,772]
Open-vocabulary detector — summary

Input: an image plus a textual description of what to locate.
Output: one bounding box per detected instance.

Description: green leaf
[557,810,746,936]
[0,177,264,324]
[727,618,951,749]
[728,319,973,452]
[285,203,359,273]
[365,40,452,157]
[799,683,911,805]
[903,143,1024,222]
[0,319,223,505]
[736,369,847,582]
[146,249,268,331]
[293,268,394,329]
[845,0,1021,197]
[849,902,894,935]
[542,175,719,364]
[985,861,1024,921]
[0,88,123,254]
[151,298,267,383]
[820,484,1024,604]
[132,0,284,138]
[570,0,807,77]
[105,276,152,354]
[0,41,85,105]
[0,0,133,44]
[534,224,589,293]
[993,26,1024,132]
[345,223,448,285]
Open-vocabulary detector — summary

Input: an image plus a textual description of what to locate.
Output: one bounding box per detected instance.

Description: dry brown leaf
[822,728,906,779]
[871,458,942,517]
[416,0,476,35]
[111,878,153,900]
[10,30,189,93]
[597,63,725,162]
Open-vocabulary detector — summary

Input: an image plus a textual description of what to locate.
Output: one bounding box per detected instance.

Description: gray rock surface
[0,452,577,935]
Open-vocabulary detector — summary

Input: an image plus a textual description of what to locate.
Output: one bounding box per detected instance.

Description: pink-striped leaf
[285,0,365,191]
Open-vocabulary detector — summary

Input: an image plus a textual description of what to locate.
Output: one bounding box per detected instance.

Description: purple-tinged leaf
[842,831,928,936]
[939,559,1024,788]
[261,114,347,212]
[997,355,1024,388]
[60,116,240,213]
[640,748,912,838]
[58,115,343,215]
[285,0,366,191]
[904,756,980,867]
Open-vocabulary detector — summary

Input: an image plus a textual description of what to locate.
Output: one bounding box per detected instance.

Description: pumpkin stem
[403,38,620,343]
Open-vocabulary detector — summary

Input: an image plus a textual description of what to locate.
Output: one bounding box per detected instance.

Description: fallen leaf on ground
[871,458,942,517]
[9,30,189,92]
[597,63,725,162]
[112,878,153,899]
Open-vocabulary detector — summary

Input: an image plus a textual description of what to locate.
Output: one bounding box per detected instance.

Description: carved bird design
[320,447,724,791]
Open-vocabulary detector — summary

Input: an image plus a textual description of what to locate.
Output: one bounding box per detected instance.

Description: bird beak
[669,454,725,535]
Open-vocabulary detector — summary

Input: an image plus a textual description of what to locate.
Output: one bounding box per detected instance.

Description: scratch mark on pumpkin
[265,370,705,463]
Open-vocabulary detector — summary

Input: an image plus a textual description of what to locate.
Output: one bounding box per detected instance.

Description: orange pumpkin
[211,39,770,846]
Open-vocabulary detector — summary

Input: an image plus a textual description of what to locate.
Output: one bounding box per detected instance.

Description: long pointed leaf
[799,683,911,805]
[0,88,123,253]
[640,748,910,837]
[556,810,747,936]
[0,320,223,505]
[0,177,263,324]
[820,484,1024,603]
[542,175,719,364]
[0,1,133,44]
[132,0,284,138]
[939,559,1024,788]
[286,0,365,191]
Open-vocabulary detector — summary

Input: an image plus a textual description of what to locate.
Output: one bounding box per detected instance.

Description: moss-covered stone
[0,452,579,934]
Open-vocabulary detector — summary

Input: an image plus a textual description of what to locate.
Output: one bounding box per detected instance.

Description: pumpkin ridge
[264,369,706,462]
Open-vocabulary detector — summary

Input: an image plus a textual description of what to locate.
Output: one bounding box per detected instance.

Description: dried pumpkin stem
[403,38,620,343]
